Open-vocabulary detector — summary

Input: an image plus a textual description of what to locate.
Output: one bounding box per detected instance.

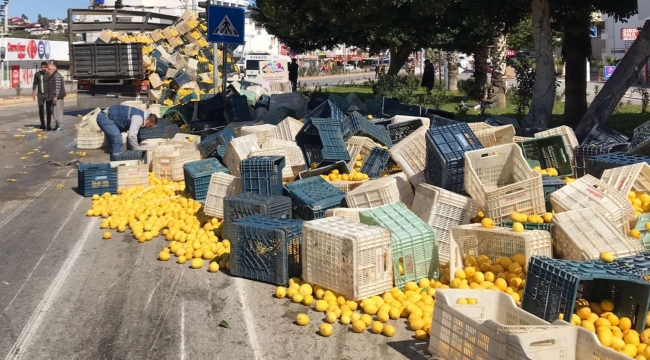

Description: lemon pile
[628,191,650,218]
[90,173,230,271]
[276,277,443,339]
[319,166,370,182]
[439,254,527,304]
[532,166,559,177]
[564,299,650,358]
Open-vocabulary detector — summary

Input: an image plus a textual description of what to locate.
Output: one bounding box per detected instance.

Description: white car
[343,64,355,71]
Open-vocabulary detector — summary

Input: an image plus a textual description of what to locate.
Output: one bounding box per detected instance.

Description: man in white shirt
[95,105,158,160]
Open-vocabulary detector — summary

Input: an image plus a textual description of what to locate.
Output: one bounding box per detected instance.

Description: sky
[10,0,90,21]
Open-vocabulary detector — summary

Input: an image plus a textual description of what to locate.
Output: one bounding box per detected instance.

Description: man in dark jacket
[421,59,435,94]
[47,63,67,131]
[96,105,158,161]
[288,58,299,92]
[32,62,51,130]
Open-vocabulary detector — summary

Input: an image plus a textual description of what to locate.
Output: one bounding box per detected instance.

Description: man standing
[288,58,299,92]
[47,62,67,131]
[32,62,51,130]
[96,105,158,161]
[421,59,435,94]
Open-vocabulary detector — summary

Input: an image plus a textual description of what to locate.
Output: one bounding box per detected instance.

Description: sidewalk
[0,93,78,107]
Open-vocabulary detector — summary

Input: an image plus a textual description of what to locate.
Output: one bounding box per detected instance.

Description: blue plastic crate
[114,150,147,163]
[598,253,650,278]
[422,108,456,120]
[360,147,390,178]
[296,118,349,166]
[178,92,198,105]
[231,215,303,286]
[371,118,392,129]
[240,156,285,196]
[387,119,424,144]
[183,158,229,202]
[226,94,253,123]
[170,70,193,90]
[586,152,650,178]
[222,193,293,241]
[197,127,235,158]
[342,112,393,147]
[629,120,650,156]
[303,100,345,124]
[481,114,521,129]
[283,177,345,220]
[542,176,565,212]
[260,107,289,126]
[428,115,459,128]
[522,256,650,332]
[138,122,164,140]
[156,60,170,77]
[346,93,369,114]
[77,163,118,197]
[328,94,349,113]
[516,127,547,137]
[307,93,330,111]
[380,97,421,117]
[573,142,629,178]
[364,98,383,116]
[582,123,629,145]
[425,123,483,194]
[297,160,350,180]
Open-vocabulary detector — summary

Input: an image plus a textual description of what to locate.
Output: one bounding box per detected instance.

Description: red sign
[280,45,287,56]
[11,66,20,88]
[507,50,516,57]
[621,28,639,41]
[26,40,37,59]
[7,39,38,59]
[22,68,34,86]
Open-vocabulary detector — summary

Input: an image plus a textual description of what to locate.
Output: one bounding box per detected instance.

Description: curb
[0,93,78,107]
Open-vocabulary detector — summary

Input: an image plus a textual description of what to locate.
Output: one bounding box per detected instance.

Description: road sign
[589,26,598,38]
[207,5,245,45]
[605,66,616,81]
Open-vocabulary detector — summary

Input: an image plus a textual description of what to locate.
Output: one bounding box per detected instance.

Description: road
[0,101,434,360]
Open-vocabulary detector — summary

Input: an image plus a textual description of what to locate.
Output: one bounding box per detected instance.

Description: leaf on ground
[6,179,16,182]
[218,320,229,328]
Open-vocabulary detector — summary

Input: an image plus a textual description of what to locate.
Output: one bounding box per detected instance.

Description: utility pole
[2,0,8,88]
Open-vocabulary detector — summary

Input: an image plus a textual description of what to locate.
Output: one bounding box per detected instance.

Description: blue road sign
[590,26,598,38]
[605,66,616,81]
[207,5,245,45]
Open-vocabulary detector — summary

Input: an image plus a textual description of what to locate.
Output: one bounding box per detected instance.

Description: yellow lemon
[367,115,373,120]
[473,272,485,283]
[377,310,390,323]
[364,303,379,315]
[389,307,401,320]
[410,318,425,331]
[494,278,508,291]
[103,232,112,239]
[631,229,642,239]
[275,287,287,299]
[177,255,187,264]
[292,293,304,304]
[350,312,361,322]
[325,311,337,324]
[620,317,633,331]
[601,299,615,312]
[319,323,333,337]
[626,330,642,346]
[158,251,170,261]
[190,258,204,269]
[371,321,383,334]
[644,346,650,358]
[641,329,650,345]
[481,218,494,229]
[302,295,314,306]
[512,222,525,233]
[296,313,310,326]
[361,314,373,326]
[315,300,329,312]
[576,305,591,321]
[352,320,366,333]
[600,251,615,263]
[454,269,466,280]
[208,261,219,273]
[299,283,313,296]
[598,330,613,347]
[622,343,638,357]
[383,324,396,337]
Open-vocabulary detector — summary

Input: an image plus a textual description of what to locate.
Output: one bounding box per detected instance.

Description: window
[271,36,275,45]
[246,60,260,70]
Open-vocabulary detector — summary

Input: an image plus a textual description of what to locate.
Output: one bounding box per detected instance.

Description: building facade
[0,38,69,89]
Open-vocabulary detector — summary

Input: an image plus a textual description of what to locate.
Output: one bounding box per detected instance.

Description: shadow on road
[65,109,94,117]
[387,340,436,360]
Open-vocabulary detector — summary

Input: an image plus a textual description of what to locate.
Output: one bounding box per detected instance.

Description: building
[0,38,69,89]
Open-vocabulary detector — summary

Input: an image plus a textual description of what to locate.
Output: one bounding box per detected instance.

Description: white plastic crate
[389,126,427,186]
[240,124,277,147]
[388,172,415,206]
[513,136,533,143]
[224,134,260,177]
[550,174,636,234]
[448,224,553,276]
[534,126,579,165]
[411,183,479,265]
[203,173,241,218]
[467,122,493,133]
[428,289,552,360]
[600,163,650,196]
[552,208,644,261]
[473,125,516,148]
[77,131,105,150]
[301,216,393,300]
[329,180,366,193]
[110,160,149,190]
[506,321,629,360]
[121,100,147,110]
[346,136,381,170]
[139,139,167,167]
[345,177,401,208]
[273,117,304,141]
[392,115,431,128]
[152,147,201,181]
[262,138,307,176]
[249,148,294,181]
[75,107,102,133]
[148,104,162,117]
[172,133,201,144]
[464,144,545,225]
[324,207,370,222]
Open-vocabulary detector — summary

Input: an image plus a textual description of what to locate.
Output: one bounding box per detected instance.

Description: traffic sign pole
[206,4,244,97]
[222,44,227,97]
[213,43,218,94]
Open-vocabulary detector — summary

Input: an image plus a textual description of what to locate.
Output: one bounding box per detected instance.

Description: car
[370,64,378,71]
[343,64,354,71]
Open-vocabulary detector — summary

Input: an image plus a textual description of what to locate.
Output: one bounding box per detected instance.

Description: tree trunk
[521,0,556,128]
[473,47,489,95]
[561,11,591,128]
[448,51,459,91]
[387,44,412,76]
[492,31,508,108]
[575,20,650,139]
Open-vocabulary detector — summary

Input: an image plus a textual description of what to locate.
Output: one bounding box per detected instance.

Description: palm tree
[605,56,618,66]
[593,60,604,81]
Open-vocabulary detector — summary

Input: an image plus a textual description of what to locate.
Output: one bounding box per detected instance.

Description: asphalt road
[0,101,435,360]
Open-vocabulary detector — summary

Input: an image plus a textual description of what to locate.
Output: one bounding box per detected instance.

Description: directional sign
[207,5,245,45]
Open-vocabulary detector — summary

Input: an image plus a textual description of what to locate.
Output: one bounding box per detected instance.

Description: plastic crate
[582,123,629,145]
[224,134,260,177]
[327,94,349,113]
[467,121,493,133]
[522,256,650,332]
[342,112,392,147]
[269,93,308,119]
[77,131,105,150]
[428,115,459,128]
[473,125,516,149]
[389,126,428,186]
[197,127,235,158]
[203,173,241,219]
[240,124,277,147]
[75,107,102,132]
[428,289,552,360]
[550,175,635,233]
[300,118,350,165]
[542,175,565,212]
[240,156,285,196]
[380,97,421,117]
[297,160,350,180]
[328,180,366,193]
[519,135,573,178]
[448,224,552,277]
[636,214,650,251]
[605,251,650,277]
[110,160,149,190]
[248,149,294,181]
[587,152,650,179]
[500,221,553,233]
[425,123,484,194]
[152,147,201,181]
[393,115,430,127]
[360,202,438,289]
[552,208,643,261]
[534,126,579,166]
[225,94,253,123]
[77,163,118,197]
[301,216,393,300]
[183,158,229,202]
[324,207,369,222]
[411,184,479,265]
[138,123,164,140]
[628,120,650,155]
[283,176,345,220]
[513,136,532,143]
[574,142,629,178]
[387,172,415,206]
[600,162,650,196]
[113,150,147,163]
[273,117,303,141]
[364,98,382,116]
[303,99,345,123]
[222,193,293,241]
[346,136,380,170]
[346,93,369,114]
[344,177,400,208]
[387,119,423,145]
[262,139,307,177]
[464,144,545,225]
[230,215,303,286]
[359,147,390,178]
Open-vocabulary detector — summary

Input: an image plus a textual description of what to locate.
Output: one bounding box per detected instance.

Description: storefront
[1,38,69,89]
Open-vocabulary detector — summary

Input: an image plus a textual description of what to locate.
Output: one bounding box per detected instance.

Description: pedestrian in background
[47,62,67,131]
[374,64,379,79]
[96,105,158,161]
[421,59,435,94]
[32,62,51,130]
[288,58,299,92]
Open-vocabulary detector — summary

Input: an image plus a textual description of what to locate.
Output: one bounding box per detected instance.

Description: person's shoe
[39,126,45,130]
[47,127,52,131]
[55,126,64,132]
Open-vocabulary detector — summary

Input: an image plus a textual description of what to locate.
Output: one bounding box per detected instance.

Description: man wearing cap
[96,105,158,161]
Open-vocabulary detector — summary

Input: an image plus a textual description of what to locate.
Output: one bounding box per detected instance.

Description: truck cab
[244,53,291,84]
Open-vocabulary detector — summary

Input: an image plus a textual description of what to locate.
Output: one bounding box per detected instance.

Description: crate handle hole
[479,151,500,158]
[528,339,556,347]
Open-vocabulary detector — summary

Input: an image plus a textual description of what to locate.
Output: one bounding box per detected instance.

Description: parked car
[343,64,354,71]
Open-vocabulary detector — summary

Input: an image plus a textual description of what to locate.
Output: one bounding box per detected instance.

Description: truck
[68,8,179,109]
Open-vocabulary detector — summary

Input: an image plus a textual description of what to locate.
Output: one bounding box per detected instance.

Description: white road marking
[4,215,98,360]
[0,180,54,230]
[145,268,184,360]
[66,168,74,177]
[235,278,262,360]
[180,299,185,360]
[2,197,83,314]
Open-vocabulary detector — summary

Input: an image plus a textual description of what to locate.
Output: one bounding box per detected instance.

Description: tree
[21,14,28,20]
[37,14,49,28]
[575,20,650,139]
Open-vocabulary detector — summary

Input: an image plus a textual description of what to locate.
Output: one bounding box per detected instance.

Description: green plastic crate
[635,213,650,251]
[500,221,553,234]
[359,202,438,289]
[519,135,573,178]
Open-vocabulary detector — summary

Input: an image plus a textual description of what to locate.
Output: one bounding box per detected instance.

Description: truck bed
[72,43,144,79]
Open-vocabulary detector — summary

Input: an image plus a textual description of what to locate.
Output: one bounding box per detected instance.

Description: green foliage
[511,58,537,120]
[605,56,619,66]
[457,78,475,97]
[633,87,650,114]
[423,85,453,109]
[371,75,420,104]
